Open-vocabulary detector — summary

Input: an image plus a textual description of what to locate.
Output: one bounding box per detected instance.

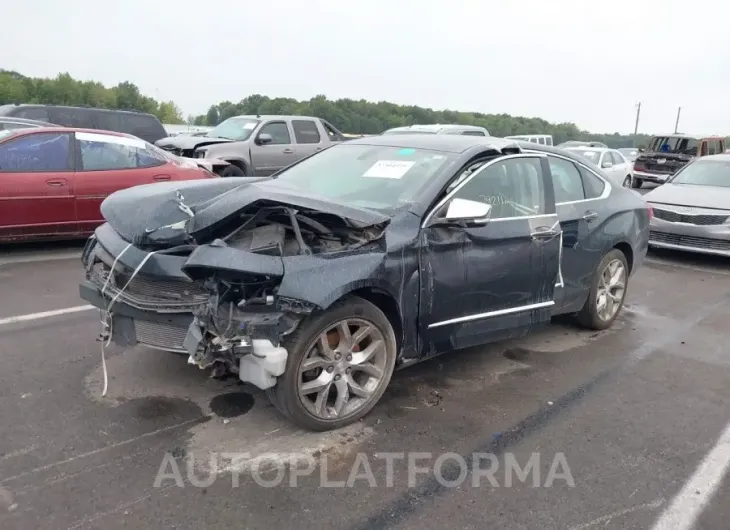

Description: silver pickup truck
[155,115,347,176]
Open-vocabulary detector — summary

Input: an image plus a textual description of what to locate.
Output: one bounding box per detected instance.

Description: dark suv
[631,134,727,188]
[0,104,168,144]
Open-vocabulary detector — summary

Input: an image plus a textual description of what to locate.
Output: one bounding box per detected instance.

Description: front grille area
[135,320,189,352]
[89,262,208,311]
[653,208,729,226]
[650,231,730,252]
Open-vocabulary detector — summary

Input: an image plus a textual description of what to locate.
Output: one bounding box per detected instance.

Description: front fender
[277,252,397,309]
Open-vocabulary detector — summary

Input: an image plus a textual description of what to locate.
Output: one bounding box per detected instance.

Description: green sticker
[398,148,416,155]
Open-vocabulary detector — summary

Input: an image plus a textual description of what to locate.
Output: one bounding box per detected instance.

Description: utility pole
[633,102,641,146]
[674,107,681,133]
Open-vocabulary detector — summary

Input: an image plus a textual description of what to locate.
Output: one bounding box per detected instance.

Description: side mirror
[434,198,492,226]
[256,133,273,145]
[601,161,613,169]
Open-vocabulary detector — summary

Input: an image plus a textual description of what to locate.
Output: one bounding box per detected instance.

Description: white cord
[98,243,157,397]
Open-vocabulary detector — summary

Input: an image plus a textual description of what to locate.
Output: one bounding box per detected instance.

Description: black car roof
[0,103,158,118]
[344,134,520,154]
[0,116,56,126]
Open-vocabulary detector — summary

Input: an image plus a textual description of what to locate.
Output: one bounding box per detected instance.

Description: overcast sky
[3,0,729,134]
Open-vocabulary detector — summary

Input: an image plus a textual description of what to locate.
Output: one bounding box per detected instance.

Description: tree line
[0,69,682,148]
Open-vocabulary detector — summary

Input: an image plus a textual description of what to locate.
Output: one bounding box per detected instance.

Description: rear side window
[0,133,71,171]
[49,107,95,128]
[292,120,321,144]
[108,113,166,143]
[320,120,345,141]
[578,166,606,199]
[76,132,166,171]
[461,130,486,136]
[15,107,50,122]
[548,156,585,203]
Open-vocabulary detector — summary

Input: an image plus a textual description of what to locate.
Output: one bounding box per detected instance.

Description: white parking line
[0,305,95,326]
[651,421,730,530]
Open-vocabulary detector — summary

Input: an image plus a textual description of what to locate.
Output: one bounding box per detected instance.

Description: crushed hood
[100,178,391,247]
[645,183,730,211]
[155,135,233,151]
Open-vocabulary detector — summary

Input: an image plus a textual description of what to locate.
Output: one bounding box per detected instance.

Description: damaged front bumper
[79,225,307,389]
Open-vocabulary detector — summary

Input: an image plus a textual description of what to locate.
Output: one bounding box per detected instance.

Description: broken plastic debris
[548,401,554,405]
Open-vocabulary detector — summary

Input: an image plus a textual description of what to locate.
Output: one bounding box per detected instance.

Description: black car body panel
[80,135,649,378]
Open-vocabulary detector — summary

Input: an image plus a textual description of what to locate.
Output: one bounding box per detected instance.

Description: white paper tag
[362,160,415,179]
[242,123,257,130]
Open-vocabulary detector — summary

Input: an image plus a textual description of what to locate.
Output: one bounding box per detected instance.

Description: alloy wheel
[298,318,388,420]
[596,259,626,321]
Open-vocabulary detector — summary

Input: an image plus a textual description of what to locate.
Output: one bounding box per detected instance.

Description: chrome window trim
[428,300,555,329]
[421,152,550,228]
[526,150,612,205]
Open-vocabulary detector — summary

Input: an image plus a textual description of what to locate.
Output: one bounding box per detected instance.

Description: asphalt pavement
[1,203,729,529]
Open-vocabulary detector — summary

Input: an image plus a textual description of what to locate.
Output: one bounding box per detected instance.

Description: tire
[623,175,632,188]
[631,177,643,189]
[267,296,397,431]
[221,164,246,177]
[575,249,629,330]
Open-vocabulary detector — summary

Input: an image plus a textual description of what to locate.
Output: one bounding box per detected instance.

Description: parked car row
[78,133,651,430]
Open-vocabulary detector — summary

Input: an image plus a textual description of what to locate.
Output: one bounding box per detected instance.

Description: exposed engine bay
[180,204,387,383]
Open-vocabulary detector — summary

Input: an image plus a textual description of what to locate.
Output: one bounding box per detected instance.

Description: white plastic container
[239,339,288,389]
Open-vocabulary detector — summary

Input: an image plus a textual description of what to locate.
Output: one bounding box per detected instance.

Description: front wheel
[221,164,246,177]
[267,296,397,431]
[575,249,629,330]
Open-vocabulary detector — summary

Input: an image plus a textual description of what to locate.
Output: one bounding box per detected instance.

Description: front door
[250,121,297,175]
[419,154,561,355]
[0,131,77,239]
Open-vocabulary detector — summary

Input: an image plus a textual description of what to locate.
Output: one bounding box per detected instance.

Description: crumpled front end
[80,196,389,390]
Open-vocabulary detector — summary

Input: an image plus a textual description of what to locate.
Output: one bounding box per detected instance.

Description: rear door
[0,131,77,239]
[544,153,609,311]
[419,154,561,353]
[73,131,172,233]
[250,120,297,175]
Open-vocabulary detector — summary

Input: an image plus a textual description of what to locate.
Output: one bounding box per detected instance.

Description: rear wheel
[221,164,246,177]
[267,296,397,431]
[623,175,632,188]
[575,249,629,330]
[631,177,643,189]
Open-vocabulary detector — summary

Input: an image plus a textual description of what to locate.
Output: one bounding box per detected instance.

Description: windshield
[618,148,638,161]
[570,149,602,164]
[271,144,456,210]
[671,159,730,187]
[648,136,698,156]
[207,117,260,141]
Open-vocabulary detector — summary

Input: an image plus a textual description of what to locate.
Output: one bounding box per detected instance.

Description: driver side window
[258,122,291,145]
[451,157,546,219]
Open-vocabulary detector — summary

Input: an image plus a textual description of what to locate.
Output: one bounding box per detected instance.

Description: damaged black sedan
[80,134,651,431]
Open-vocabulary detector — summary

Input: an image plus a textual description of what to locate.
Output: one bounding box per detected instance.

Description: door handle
[46,179,67,187]
[153,175,171,181]
[530,227,560,241]
[282,148,295,154]
[314,147,322,151]
[582,211,599,222]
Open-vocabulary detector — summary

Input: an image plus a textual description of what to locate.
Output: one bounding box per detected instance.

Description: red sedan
[0,127,217,242]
